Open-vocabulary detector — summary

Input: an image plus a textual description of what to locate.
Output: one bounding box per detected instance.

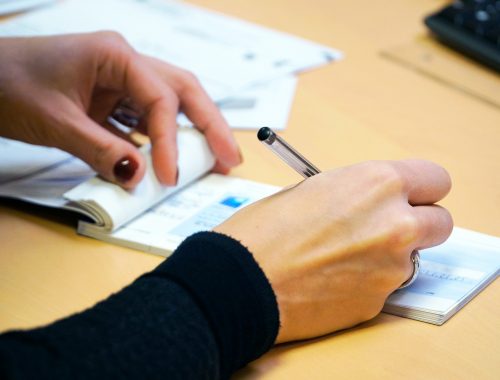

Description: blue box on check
[220,196,249,208]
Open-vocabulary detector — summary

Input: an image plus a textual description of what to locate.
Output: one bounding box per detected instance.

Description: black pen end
[257,127,272,141]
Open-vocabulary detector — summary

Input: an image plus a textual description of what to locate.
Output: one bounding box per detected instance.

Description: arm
[0,31,454,378]
[0,232,278,380]
[0,160,453,378]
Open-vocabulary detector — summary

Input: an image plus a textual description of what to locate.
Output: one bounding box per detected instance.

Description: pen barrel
[260,128,320,178]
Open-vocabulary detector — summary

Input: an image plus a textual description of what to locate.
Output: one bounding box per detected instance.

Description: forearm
[0,232,279,380]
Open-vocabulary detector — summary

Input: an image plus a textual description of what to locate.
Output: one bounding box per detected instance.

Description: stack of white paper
[383,227,500,325]
[0,0,342,130]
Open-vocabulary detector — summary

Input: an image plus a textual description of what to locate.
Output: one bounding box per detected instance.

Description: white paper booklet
[0,0,342,101]
[383,227,500,325]
[0,130,279,255]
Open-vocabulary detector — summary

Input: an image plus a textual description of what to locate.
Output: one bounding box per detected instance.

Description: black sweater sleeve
[0,231,280,380]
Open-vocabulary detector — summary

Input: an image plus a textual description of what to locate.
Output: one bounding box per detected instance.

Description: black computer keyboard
[424,0,500,72]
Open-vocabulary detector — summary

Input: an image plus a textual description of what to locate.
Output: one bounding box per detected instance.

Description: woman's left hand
[0,32,241,188]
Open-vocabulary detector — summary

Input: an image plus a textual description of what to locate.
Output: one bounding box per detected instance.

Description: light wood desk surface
[1,0,499,378]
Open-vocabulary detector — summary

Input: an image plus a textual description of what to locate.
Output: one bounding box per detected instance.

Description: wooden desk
[1,0,499,378]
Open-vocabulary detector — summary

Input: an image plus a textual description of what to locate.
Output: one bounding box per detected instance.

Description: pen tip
[257,127,272,141]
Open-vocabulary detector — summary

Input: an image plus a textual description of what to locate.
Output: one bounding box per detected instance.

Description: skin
[0,32,241,188]
[0,33,453,344]
[215,160,453,343]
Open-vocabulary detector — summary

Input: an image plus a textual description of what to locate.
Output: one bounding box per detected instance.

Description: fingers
[381,159,453,249]
[146,95,179,185]
[412,204,454,249]
[123,60,181,185]
[90,33,179,185]
[393,159,452,205]
[345,160,453,287]
[92,34,241,184]
[175,73,242,173]
[58,103,146,189]
[391,203,453,290]
[395,205,453,290]
[123,58,181,185]
[142,56,242,173]
[391,159,453,261]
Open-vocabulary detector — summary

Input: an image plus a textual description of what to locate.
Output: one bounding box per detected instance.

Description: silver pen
[257,127,321,178]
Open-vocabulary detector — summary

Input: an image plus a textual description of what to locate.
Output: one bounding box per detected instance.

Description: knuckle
[176,69,201,92]
[93,31,134,55]
[373,162,405,190]
[356,161,406,194]
[95,30,127,44]
[150,91,179,117]
[163,88,180,105]
[391,212,420,248]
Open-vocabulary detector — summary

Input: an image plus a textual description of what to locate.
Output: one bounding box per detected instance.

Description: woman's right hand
[215,159,453,343]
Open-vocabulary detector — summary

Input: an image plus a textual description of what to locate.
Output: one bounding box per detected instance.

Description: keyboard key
[424,0,500,72]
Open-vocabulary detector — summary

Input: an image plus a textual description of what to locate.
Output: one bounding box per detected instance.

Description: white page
[0,0,54,16]
[0,0,342,101]
[385,227,500,316]
[64,128,215,231]
[0,138,79,185]
[0,138,95,213]
[79,173,280,255]
[178,75,298,130]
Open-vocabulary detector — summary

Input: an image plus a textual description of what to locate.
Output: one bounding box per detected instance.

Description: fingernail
[113,156,138,183]
[238,149,244,164]
[175,166,179,185]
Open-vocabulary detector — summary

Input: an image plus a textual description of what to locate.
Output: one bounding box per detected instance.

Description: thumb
[57,108,146,189]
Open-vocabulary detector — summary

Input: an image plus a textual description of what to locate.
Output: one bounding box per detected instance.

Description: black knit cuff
[148,231,280,379]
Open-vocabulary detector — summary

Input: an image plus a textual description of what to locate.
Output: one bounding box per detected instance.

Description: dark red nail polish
[113,156,138,183]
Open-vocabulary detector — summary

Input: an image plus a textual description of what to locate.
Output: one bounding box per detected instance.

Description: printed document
[0,0,342,101]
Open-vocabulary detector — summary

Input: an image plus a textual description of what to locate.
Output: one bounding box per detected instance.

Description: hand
[215,160,453,343]
[0,32,241,188]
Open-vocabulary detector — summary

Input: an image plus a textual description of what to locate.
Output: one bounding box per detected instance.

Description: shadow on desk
[234,313,406,379]
[0,198,84,229]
